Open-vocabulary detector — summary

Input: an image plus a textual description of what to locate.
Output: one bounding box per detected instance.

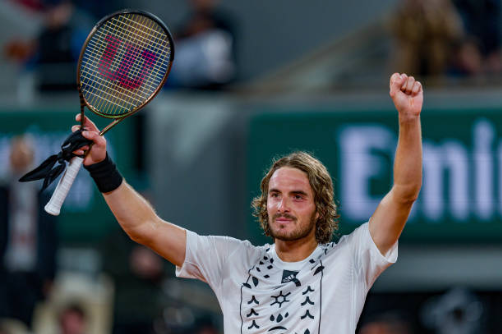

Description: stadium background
[1,0,501,333]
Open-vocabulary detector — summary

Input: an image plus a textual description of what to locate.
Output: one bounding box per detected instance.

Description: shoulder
[318,223,371,255]
[341,222,371,243]
[186,230,269,258]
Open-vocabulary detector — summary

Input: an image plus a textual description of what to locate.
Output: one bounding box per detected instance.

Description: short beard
[269,212,317,242]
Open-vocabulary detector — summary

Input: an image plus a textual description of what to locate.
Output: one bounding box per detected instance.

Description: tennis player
[75,72,423,333]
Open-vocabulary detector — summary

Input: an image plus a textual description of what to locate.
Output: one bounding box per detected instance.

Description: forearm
[393,114,422,201]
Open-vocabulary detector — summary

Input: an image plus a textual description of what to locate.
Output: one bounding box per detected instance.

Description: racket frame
[76,9,175,134]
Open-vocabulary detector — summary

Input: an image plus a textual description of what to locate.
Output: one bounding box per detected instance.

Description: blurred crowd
[2,0,502,333]
[167,0,238,90]
[391,0,502,84]
[3,0,238,94]
[4,0,502,93]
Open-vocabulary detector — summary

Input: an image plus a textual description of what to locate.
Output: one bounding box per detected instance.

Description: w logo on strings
[98,35,157,89]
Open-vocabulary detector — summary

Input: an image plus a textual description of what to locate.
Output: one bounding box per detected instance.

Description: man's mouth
[274,214,296,223]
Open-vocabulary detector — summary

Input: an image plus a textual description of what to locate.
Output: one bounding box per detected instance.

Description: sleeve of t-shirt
[350,222,398,290]
[175,230,250,289]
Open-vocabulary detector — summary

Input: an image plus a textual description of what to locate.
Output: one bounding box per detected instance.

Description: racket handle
[45,156,84,216]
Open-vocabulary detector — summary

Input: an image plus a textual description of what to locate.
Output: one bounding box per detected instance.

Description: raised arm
[369,73,423,255]
[74,114,186,267]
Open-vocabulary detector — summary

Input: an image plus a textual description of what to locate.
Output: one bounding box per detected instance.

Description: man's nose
[277,198,290,213]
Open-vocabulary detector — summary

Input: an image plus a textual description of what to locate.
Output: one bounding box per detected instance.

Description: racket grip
[45,156,84,216]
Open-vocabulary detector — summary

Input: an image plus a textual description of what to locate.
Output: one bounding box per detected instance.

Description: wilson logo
[98,35,157,89]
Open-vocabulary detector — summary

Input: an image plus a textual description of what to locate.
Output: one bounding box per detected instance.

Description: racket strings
[80,13,173,117]
[81,25,149,111]
[82,17,170,113]
[109,15,172,92]
[105,15,172,82]
[115,15,169,45]
[90,16,170,84]
[83,35,170,95]
[80,58,167,106]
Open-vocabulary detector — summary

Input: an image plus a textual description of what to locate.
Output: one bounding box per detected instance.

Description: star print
[270,291,291,308]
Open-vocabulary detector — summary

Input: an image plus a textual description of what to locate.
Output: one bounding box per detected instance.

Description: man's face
[266,167,319,242]
[10,138,34,172]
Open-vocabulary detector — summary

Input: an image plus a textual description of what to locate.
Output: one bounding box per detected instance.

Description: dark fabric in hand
[19,130,92,191]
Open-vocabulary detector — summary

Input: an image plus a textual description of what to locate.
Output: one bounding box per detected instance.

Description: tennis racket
[44,9,175,216]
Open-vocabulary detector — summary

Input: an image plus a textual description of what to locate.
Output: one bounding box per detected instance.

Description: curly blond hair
[252,152,339,244]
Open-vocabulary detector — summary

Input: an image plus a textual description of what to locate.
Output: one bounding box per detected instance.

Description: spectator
[0,323,9,334]
[453,0,502,74]
[194,316,219,334]
[447,36,484,77]
[168,0,238,90]
[57,302,88,334]
[390,0,464,79]
[33,0,92,92]
[101,227,169,334]
[0,135,58,330]
[4,0,93,92]
[359,312,414,334]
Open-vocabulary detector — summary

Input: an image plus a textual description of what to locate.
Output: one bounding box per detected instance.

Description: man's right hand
[71,114,107,166]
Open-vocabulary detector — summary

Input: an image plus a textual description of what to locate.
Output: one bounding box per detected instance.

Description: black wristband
[84,153,123,193]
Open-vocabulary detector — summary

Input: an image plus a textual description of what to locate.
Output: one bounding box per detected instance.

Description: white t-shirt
[176,222,397,334]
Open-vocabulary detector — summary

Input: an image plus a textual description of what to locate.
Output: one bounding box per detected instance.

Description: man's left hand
[389,73,423,119]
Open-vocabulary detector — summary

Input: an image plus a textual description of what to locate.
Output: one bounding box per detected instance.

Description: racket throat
[100,118,123,135]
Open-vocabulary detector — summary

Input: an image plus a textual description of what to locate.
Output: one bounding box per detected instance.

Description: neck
[274,237,318,262]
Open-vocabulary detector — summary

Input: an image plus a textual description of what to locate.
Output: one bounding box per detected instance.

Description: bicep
[369,187,414,255]
[133,219,187,268]
[103,181,187,267]
[176,233,245,288]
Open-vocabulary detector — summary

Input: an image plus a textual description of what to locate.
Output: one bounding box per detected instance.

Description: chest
[221,247,356,333]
